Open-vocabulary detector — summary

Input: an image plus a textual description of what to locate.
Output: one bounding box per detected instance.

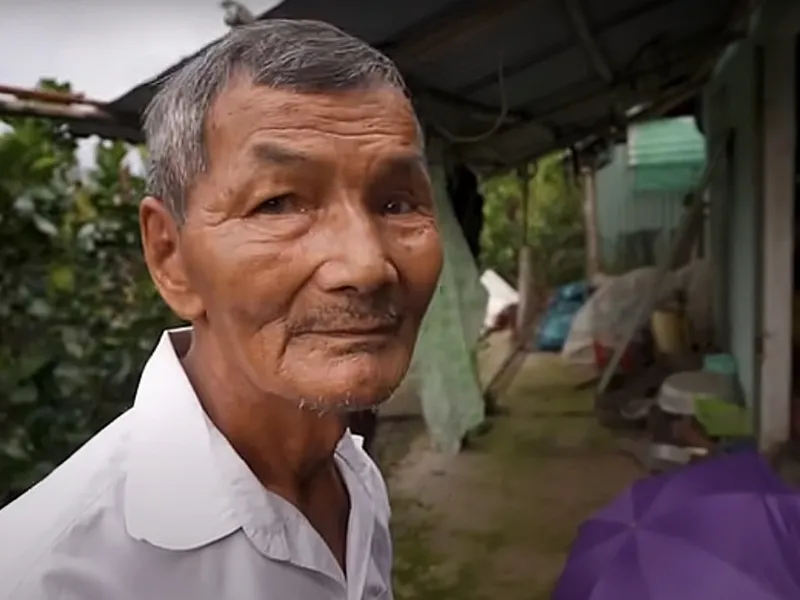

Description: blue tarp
[536,282,591,352]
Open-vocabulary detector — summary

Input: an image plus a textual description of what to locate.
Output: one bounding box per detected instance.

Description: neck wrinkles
[181,326,346,501]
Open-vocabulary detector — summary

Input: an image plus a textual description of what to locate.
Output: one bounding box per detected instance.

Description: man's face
[149,78,442,412]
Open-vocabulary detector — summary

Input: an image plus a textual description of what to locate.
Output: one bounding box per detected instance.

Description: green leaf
[17,352,51,380]
[28,299,51,318]
[12,194,35,215]
[60,327,84,359]
[9,384,38,406]
[1,438,29,461]
[32,214,58,237]
[32,155,58,173]
[48,264,75,293]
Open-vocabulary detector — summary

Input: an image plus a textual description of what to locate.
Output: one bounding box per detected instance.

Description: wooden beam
[0,97,143,143]
[0,83,108,109]
[564,0,615,84]
[515,164,537,348]
[523,31,735,118]
[455,0,675,95]
[411,83,529,124]
[465,32,735,166]
[0,96,113,122]
[581,166,601,278]
[759,34,794,452]
[467,69,708,176]
[380,0,531,65]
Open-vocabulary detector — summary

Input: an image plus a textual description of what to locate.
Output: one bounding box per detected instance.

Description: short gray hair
[143,19,408,222]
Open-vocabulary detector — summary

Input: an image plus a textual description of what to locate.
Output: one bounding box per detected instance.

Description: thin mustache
[288,305,403,336]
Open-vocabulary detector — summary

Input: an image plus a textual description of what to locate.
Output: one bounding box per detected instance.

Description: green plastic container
[696,354,749,437]
[703,354,737,376]
[694,396,753,437]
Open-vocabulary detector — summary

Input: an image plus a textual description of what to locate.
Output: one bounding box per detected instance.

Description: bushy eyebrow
[371,153,428,181]
[248,140,427,184]
[249,141,312,165]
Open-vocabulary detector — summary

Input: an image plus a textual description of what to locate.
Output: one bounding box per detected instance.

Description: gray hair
[143,19,409,222]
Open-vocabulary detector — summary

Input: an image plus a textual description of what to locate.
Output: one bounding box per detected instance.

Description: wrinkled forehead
[204,78,425,165]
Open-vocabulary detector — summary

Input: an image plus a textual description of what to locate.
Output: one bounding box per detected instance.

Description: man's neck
[181,330,346,501]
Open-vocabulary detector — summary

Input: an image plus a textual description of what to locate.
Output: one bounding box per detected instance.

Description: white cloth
[0,328,393,600]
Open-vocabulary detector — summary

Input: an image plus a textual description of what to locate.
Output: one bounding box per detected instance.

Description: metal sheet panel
[628,116,707,193]
[595,143,686,272]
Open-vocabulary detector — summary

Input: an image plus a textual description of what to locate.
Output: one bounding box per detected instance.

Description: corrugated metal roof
[65,0,751,170]
[627,116,706,192]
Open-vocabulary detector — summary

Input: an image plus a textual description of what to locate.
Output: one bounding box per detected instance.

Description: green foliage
[0,81,175,505]
[480,153,586,294]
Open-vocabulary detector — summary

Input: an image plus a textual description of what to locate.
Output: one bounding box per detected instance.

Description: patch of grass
[466,409,619,472]
[388,352,640,599]
[454,528,509,553]
[391,497,484,600]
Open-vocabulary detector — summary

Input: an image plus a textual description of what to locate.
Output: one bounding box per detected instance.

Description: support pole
[582,165,600,278]
[515,164,536,348]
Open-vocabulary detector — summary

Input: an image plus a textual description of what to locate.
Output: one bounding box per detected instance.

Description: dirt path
[386,339,643,600]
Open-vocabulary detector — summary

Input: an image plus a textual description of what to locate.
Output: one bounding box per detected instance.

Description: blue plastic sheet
[536,282,590,352]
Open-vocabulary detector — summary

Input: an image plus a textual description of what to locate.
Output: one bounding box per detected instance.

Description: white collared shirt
[0,329,393,600]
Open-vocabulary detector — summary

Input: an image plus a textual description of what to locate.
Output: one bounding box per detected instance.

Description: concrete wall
[702,0,800,432]
[703,38,762,408]
[752,0,799,448]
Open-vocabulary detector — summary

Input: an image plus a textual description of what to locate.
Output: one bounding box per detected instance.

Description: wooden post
[582,165,600,278]
[516,246,535,348]
[759,34,794,452]
[515,165,536,348]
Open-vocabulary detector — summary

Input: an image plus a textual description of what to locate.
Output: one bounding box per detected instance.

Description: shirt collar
[123,327,384,552]
[123,327,240,550]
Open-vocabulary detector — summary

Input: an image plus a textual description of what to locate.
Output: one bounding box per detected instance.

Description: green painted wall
[701,0,800,410]
[703,37,762,408]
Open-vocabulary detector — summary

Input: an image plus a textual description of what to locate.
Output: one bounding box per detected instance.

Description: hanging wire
[431,52,509,144]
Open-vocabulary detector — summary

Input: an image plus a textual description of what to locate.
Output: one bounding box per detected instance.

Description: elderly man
[0,19,441,600]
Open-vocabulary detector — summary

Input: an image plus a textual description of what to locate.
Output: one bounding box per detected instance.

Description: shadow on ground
[385,334,643,600]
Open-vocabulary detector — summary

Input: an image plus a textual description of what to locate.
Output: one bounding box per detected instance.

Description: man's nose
[314,205,399,294]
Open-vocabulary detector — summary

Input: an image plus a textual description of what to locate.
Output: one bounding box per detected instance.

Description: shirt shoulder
[0,412,134,598]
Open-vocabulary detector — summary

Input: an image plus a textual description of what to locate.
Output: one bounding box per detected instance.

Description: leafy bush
[480,153,586,297]
[0,82,175,505]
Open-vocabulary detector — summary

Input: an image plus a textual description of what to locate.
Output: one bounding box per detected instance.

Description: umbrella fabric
[553,451,800,600]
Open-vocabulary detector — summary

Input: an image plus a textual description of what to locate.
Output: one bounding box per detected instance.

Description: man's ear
[139,197,204,321]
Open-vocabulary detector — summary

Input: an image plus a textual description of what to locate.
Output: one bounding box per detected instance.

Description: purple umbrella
[553,451,800,600]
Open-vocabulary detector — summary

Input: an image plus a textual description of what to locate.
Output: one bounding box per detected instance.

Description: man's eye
[254,194,298,215]
[382,194,417,215]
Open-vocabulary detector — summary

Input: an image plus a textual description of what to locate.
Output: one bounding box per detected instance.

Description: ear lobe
[139,197,204,321]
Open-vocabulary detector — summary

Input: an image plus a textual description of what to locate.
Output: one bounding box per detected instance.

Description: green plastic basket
[694,395,752,438]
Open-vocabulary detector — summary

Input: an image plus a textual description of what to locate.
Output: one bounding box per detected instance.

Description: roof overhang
[15,0,757,171]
